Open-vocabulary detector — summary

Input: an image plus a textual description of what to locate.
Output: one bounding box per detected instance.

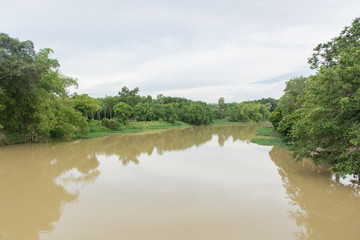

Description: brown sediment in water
[0,123,359,240]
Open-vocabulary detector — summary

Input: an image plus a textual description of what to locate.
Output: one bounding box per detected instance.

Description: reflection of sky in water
[42,133,298,240]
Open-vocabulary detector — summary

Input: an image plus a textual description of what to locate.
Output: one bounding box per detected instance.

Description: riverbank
[0,120,195,145]
[84,120,192,138]
[0,119,254,145]
[85,119,247,138]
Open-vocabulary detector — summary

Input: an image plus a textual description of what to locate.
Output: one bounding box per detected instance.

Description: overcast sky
[2,0,360,103]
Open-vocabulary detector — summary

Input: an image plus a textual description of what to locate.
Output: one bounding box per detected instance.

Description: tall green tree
[113,102,133,123]
[217,97,226,119]
[0,33,88,141]
[118,86,141,107]
[277,17,360,175]
[72,93,101,119]
[291,48,360,174]
[308,17,360,70]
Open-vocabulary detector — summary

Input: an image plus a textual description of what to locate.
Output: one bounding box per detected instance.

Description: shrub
[101,118,121,131]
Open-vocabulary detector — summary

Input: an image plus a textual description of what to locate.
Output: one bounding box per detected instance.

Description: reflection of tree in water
[269,147,360,240]
[0,123,263,239]
[0,141,100,240]
[92,123,263,165]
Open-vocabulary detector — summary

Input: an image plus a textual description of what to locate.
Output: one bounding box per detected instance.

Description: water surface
[0,123,359,240]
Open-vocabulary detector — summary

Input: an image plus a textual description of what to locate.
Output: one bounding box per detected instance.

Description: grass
[87,132,113,138]
[211,119,243,125]
[83,120,191,139]
[125,121,191,130]
[251,137,286,147]
[255,127,281,137]
[251,127,286,147]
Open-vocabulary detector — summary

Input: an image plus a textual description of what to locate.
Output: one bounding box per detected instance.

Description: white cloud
[2,0,360,102]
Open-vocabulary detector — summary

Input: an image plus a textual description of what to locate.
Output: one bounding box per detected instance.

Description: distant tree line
[269,17,360,175]
[73,87,275,128]
[0,33,275,143]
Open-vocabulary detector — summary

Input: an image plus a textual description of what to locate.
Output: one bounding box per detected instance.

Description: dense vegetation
[269,17,360,175]
[0,33,274,143]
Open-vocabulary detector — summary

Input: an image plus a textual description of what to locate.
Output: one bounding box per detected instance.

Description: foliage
[269,107,282,130]
[217,97,226,119]
[50,98,89,139]
[245,97,278,112]
[308,17,360,70]
[72,93,101,119]
[180,103,208,125]
[278,76,307,116]
[271,18,360,175]
[88,120,111,133]
[101,118,120,131]
[225,102,270,122]
[0,33,88,142]
[291,48,360,174]
[113,102,133,123]
[118,86,141,107]
[163,103,178,123]
[277,112,300,139]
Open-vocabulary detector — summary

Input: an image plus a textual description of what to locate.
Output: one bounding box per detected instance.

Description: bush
[101,118,121,131]
[89,120,111,133]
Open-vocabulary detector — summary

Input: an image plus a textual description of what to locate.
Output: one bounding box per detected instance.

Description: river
[0,123,359,240]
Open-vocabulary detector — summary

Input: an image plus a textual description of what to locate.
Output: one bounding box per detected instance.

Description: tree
[163,103,178,123]
[72,93,101,119]
[217,97,226,119]
[291,48,360,174]
[101,96,118,119]
[113,102,133,123]
[118,86,141,107]
[277,76,307,116]
[180,103,206,125]
[308,17,360,70]
[0,33,88,141]
[280,18,360,175]
[269,107,282,130]
[134,102,148,121]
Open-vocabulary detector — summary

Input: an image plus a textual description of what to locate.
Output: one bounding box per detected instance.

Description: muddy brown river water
[0,123,359,240]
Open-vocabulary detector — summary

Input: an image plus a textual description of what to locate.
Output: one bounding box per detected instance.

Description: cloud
[2,0,360,102]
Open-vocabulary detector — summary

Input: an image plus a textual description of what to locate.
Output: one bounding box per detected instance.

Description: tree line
[0,33,275,143]
[269,17,360,175]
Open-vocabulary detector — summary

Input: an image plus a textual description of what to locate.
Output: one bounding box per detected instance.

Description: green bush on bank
[101,118,121,131]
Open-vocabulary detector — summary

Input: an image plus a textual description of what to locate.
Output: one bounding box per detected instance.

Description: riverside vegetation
[0,32,274,144]
[267,17,360,175]
[1,17,360,175]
